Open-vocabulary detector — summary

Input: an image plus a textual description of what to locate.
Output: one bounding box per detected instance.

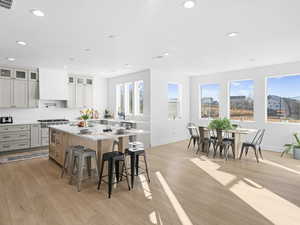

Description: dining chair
[212,129,235,159]
[196,126,210,155]
[239,129,265,163]
[187,126,200,150]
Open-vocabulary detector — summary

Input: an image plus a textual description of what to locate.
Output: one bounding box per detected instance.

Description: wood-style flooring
[0,141,300,225]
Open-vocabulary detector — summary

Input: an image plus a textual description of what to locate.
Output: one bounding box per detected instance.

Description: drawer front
[0,125,30,133]
[0,142,14,152]
[13,140,30,150]
[0,131,30,142]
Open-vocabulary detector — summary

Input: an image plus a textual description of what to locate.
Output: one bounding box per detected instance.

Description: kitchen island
[49,124,145,166]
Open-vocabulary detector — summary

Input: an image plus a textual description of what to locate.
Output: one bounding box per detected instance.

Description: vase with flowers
[80,109,93,127]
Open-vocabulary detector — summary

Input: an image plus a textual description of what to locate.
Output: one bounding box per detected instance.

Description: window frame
[265,73,300,125]
[116,83,125,115]
[199,83,221,120]
[228,79,255,122]
[167,82,182,120]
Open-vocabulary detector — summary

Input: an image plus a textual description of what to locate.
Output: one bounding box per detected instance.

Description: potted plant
[282,133,300,159]
[208,118,233,140]
[208,118,232,131]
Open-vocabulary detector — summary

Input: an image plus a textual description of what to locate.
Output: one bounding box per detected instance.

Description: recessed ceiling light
[164,52,169,56]
[69,57,75,61]
[16,41,27,46]
[30,9,45,17]
[153,55,164,59]
[108,34,118,39]
[249,58,255,62]
[7,57,15,62]
[183,0,196,9]
[227,32,239,37]
[125,64,131,67]
[84,48,91,52]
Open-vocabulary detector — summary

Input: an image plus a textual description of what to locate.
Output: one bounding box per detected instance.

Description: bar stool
[61,145,85,178]
[125,142,150,188]
[97,151,131,198]
[70,148,99,192]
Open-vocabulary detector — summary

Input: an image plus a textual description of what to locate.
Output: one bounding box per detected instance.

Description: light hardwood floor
[0,141,300,225]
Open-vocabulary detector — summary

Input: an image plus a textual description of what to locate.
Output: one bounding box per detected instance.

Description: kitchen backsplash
[0,108,80,122]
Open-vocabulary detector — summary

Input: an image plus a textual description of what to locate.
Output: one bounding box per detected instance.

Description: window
[168,83,181,120]
[116,80,144,116]
[267,75,300,123]
[200,84,220,119]
[135,80,144,115]
[229,80,254,121]
[125,82,134,114]
[116,84,125,114]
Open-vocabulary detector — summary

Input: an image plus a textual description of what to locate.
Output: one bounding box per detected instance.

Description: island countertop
[49,124,147,142]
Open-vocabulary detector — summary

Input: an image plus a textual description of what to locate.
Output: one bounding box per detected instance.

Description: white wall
[151,70,190,146]
[190,61,300,152]
[93,76,108,116]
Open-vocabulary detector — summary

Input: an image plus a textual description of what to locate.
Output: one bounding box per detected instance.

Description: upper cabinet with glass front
[0,67,13,79]
[29,70,39,81]
[14,69,28,80]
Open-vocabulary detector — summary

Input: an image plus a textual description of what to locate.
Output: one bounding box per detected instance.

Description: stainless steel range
[38,119,69,146]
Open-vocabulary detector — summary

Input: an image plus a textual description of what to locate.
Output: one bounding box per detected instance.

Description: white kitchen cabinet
[76,81,85,108]
[84,82,93,108]
[0,67,13,79]
[0,78,12,108]
[39,68,68,100]
[67,76,76,108]
[13,79,28,108]
[30,124,40,147]
[28,81,39,108]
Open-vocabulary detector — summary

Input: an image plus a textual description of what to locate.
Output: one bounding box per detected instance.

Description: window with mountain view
[230,80,254,121]
[200,84,220,119]
[168,83,181,120]
[267,75,300,123]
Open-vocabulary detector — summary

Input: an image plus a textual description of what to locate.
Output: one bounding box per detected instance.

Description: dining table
[198,126,258,159]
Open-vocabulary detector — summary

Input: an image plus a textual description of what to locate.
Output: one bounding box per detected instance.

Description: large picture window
[200,84,220,119]
[168,83,182,120]
[230,80,254,121]
[267,75,300,123]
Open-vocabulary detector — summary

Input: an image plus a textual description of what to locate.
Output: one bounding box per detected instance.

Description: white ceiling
[1,0,300,77]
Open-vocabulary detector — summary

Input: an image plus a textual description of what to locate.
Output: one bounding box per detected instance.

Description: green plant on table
[281,133,300,157]
[208,118,233,130]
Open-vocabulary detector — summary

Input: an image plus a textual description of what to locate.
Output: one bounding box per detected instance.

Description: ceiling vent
[0,0,13,9]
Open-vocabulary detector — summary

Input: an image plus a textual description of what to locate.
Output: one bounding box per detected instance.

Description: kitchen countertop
[49,124,148,141]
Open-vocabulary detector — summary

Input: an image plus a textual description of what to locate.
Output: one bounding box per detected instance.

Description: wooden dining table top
[188,126,258,134]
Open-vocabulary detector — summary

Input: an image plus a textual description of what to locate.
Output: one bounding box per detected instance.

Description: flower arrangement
[80,109,93,121]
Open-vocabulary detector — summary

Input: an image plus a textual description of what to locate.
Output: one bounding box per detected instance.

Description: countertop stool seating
[61,145,85,178]
[239,129,265,163]
[97,140,131,198]
[124,141,150,188]
[70,148,99,192]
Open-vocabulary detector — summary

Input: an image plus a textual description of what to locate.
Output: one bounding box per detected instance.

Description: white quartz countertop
[49,124,148,141]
